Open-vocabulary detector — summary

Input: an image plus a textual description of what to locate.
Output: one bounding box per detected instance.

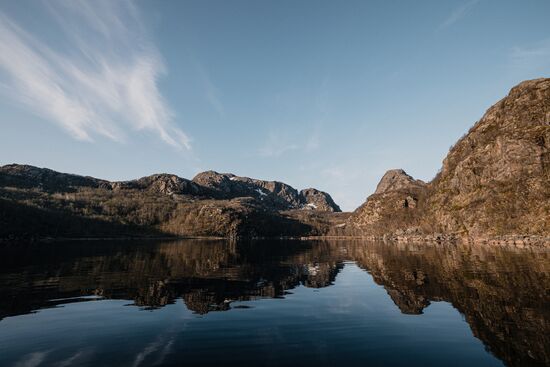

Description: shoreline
[2,233,549,248]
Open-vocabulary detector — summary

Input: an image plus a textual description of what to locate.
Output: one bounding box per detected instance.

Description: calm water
[0,239,548,367]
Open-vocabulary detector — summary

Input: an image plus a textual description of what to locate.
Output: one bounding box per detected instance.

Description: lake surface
[0,239,548,367]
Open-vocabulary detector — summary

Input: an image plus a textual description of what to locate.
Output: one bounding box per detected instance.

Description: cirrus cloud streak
[0,0,190,149]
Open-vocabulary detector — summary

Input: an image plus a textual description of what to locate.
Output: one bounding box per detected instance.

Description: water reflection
[0,239,548,366]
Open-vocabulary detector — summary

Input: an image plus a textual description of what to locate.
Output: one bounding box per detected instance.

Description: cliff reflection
[0,239,548,366]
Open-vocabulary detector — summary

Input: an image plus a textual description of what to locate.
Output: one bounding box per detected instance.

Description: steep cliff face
[350,78,550,239]
[427,78,550,236]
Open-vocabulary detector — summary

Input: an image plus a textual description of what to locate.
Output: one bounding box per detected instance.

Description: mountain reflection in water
[0,239,548,367]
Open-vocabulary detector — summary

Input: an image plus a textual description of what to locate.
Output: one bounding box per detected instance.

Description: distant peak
[374,169,425,195]
[299,188,341,212]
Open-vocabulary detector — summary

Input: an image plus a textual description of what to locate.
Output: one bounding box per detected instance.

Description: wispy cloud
[0,0,190,149]
[259,132,299,157]
[439,0,481,30]
[304,132,320,152]
[195,61,224,117]
[259,130,321,157]
[509,38,550,73]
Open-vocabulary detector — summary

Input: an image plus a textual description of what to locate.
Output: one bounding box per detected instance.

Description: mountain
[350,169,428,235]
[350,78,550,243]
[1,78,548,242]
[0,164,340,240]
[427,78,550,237]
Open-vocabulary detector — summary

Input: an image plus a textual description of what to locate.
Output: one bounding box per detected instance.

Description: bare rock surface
[192,170,340,212]
[427,78,550,237]
[350,78,550,241]
[350,169,428,235]
[374,169,426,195]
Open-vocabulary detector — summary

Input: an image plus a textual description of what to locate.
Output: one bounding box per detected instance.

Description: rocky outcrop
[374,169,426,195]
[192,170,303,209]
[112,174,204,196]
[350,78,550,240]
[299,188,341,212]
[427,78,550,237]
[191,170,340,212]
[350,169,428,235]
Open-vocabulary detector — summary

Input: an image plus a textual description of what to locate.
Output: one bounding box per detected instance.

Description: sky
[0,0,549,211]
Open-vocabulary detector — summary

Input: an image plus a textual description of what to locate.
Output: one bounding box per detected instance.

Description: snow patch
[256,188,267,197]
[306,203,318,209]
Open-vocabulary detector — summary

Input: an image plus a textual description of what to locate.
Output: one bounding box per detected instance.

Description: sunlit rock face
[374,169,426,195]
[350,78,550,240]
[1,239,548,367]
[427,78,550,237]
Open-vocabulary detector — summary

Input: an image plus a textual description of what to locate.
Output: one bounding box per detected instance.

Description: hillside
[350,78,550,243]
[0,165,341,239]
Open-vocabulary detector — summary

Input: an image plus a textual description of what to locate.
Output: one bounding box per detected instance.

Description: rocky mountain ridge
[191,170,341,212]
[350,78,550,242]
[0,164,341,239]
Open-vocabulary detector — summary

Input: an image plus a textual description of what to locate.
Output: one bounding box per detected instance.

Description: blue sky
[0,0,549,210]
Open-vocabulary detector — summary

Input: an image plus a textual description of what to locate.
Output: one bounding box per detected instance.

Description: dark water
[0,240,548,367]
